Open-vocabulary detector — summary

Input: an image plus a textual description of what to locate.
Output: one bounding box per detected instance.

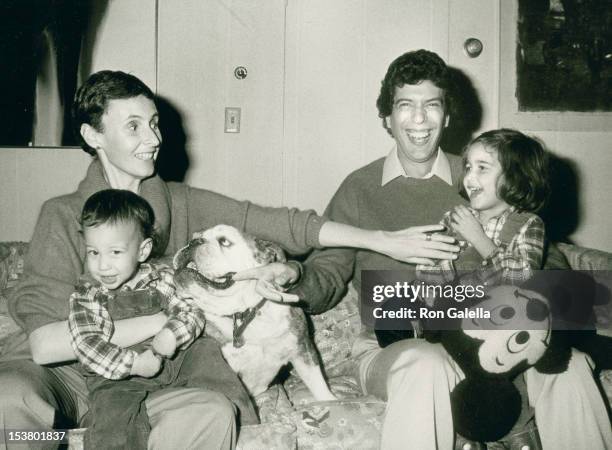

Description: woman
[0,70,458,450]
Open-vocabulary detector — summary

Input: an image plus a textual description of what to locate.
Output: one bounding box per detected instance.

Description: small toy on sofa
[426,282,571,443]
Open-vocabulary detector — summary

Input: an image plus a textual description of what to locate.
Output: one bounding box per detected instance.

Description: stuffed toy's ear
[451,377,522,442]
[252,238,286,264]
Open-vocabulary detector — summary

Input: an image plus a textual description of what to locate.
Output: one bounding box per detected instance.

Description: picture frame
[499,0,612,131]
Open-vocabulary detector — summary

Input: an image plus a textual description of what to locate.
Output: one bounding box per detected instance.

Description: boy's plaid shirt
[417,207,545,285]
[68,262,206,380]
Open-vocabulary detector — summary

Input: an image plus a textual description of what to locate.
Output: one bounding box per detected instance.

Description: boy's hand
[131,350,162,378]
[152,328,177,357]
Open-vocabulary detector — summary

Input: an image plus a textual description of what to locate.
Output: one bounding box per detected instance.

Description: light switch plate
[224,107,241,133]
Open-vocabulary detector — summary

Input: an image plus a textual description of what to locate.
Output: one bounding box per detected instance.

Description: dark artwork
[0,1,106,147]
[517,0,611,112]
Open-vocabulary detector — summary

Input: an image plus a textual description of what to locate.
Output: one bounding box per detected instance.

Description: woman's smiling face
[93,95,162,187]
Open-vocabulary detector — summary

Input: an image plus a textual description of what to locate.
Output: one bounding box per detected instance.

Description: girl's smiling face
[463,143,511,223]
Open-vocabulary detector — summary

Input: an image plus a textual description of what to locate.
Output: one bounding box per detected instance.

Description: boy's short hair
[467,128,550,212]
[80,189,156,243]
[376,49,454,135]
[72,70,155,155]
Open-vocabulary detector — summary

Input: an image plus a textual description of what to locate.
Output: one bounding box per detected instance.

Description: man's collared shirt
[381,146,453,187]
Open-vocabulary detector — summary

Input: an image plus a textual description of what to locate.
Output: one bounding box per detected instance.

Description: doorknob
[464,38,483,58]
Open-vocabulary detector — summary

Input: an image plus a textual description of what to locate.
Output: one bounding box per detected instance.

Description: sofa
[1,241,610,450]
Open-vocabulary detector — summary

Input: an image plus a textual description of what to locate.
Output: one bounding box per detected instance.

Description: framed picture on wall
[499,0,612,131]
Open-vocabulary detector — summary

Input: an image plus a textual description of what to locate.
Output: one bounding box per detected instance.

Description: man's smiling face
[385,80,449,173]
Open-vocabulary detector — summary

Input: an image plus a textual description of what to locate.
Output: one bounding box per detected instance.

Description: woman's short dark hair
[72,70,155,155]
[80,189,156,244]
[466,128,550,213]
[376,49,454,135]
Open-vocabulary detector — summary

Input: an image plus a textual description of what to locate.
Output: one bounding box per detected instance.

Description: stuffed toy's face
[463,285,551,374]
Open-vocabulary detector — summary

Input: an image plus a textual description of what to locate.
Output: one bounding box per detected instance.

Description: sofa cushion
[0,242,28,314]
[558,243,612,270]
[308,284,362,378]
[292,398,385,450]
[237,421,297,450]
[285,375,362,407]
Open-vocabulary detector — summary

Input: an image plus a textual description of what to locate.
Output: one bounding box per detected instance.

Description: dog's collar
[232,300,266,348]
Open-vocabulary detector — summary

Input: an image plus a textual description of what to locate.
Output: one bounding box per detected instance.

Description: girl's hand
[450,206,486,244]
[370,225,460,266]
[450,206,496,258]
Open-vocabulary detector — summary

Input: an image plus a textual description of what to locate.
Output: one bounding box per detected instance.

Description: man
[290,50,612,450]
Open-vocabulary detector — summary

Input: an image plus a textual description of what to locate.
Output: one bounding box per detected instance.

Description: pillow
[284,375,362,407]
[237,421,297,450]
[308,284,362,378]
[0,242,28,291]
[292,398,385,450]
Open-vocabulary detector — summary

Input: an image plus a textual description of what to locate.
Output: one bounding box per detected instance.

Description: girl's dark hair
[80,189,156,246]
[376,49,454,135]
[72,70,155,155]
[465,128,550,212]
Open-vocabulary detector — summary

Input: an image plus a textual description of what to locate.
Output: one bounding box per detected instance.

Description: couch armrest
[557,243,612,271]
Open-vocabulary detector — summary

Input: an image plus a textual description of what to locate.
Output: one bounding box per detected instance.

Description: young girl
[418,128,550,287]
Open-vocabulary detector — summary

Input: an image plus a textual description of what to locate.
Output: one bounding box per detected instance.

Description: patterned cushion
[558,242,612,270]
[284,375,362,407]
[308,284,361,378]
[0,242,28,289]
[292,398,385,450]
[0,242,28,353]
[237,421,297,450]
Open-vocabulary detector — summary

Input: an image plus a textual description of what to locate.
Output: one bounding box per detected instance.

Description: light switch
[224,107,241,133]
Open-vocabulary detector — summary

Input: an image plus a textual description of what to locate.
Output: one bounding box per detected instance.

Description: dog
[173,225,336,401]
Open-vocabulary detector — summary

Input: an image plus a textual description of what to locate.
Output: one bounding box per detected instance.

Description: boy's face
[463,143,510,220]
[385,80,449,172]
[84,221,152,290]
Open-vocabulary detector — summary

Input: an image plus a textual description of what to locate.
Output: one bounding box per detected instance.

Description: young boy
[68,189,256,449]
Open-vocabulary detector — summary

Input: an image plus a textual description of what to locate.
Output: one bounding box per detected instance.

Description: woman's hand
[369,224,460,265]
[233,263,301,303]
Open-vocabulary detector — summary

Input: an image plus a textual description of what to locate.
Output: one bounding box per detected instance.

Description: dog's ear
[253,238,286,264]
[173,241,196,270]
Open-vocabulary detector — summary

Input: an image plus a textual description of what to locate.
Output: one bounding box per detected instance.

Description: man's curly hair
[376,50,454,135]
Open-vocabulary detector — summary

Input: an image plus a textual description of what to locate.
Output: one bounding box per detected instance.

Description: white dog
[173,225,335,401]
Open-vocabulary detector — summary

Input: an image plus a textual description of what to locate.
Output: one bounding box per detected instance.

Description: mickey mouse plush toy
[426,282,571,444]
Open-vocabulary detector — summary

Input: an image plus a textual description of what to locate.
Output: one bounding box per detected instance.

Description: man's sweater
[294,153,466,316]
[4,159,325,360]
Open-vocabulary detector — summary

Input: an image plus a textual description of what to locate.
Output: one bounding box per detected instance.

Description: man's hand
[131,350,162,378]
[152,328,177,357]
[233,262,301,303]
[370,224,460,266]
